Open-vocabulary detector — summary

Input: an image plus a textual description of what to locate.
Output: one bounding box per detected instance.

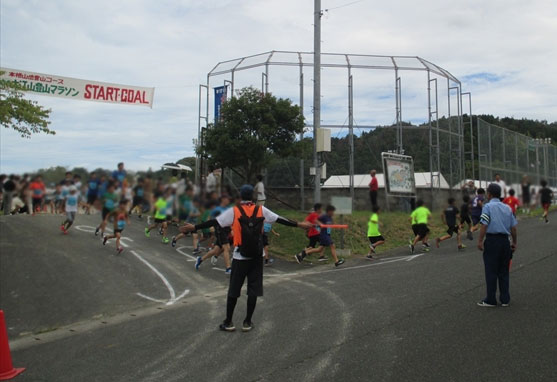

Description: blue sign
[214,86,227,120]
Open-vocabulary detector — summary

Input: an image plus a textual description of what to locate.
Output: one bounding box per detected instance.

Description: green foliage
[0,71,53,138]
[200,87,305,183]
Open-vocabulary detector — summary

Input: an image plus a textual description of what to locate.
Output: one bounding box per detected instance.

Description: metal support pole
[427,70,433,207]
[488,123,493,182]
[299,60,305,211]
[514,133,519,184]
[265,63,269,94]
[447,79,453,189]
[348,72,354,209]
[196,84,208,187]
[535,140,540,184]
[313,0,322,203]
[395,69,403,154]
[502,128,506,180]
[261,73,267,94]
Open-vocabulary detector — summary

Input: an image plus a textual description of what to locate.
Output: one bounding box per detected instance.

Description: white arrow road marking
[130,250,190,305]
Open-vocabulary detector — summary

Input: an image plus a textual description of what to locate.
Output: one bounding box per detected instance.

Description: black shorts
[471,215,481,225]
[114,229,123,234]
[87,194,97,205]
[132,196,143,207]
[460,216,471,225]
[369,235,385,244]
[446,225,459,236]
[228,257,264,298]
[307,234,320,248]
[416,223,429,239]
[32,198,42,210]
[412,224,419,236]
[216,227,232,248]
[154,218,166,224]
[102,207,112,220]
[262,233,269,247]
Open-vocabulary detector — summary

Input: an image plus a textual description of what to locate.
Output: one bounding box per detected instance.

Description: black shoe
[335,259,345,267]
[365,254,374,260]
[103,236,108,245]
[317,256,327,262]
[294,253,303,264]
[171,237,177,248]
[242,321,253,332]
[95,227,100,236]
[219,321,235,332]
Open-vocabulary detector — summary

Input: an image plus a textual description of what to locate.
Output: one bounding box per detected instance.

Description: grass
[267,205,557,262]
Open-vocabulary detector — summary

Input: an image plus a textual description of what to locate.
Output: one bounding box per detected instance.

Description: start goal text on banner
[0,67,155,108]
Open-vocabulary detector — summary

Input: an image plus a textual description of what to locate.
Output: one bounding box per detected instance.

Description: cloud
[1,0,556,174]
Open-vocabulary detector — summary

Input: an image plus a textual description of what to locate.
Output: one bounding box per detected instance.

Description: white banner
[0,67,155,108]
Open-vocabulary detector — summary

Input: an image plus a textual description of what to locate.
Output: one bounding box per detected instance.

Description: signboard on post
[0,67,155,108]
[381,152,416,196]
[214,86,227,120]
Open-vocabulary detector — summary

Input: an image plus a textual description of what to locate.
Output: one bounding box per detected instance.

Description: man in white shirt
[254,174,266,206]
[183,184,312,332]
[206,167,217,195]
[493,173,507,200]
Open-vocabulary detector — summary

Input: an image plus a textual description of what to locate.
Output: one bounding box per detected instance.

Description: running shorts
[228,257,264,298]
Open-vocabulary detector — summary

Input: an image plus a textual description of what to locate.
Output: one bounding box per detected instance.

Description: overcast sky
[1,0,556,174]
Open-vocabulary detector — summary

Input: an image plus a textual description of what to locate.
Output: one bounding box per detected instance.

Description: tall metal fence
[477,118,557,188]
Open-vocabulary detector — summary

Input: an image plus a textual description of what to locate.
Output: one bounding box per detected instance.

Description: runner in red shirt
[503,189,520,216]
[29,175,46,213]
[294,203,326,262]
[369,169,379,208]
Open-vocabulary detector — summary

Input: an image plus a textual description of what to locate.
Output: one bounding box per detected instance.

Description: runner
[366,205,385,259]
[102,200,130,254]
[460,194,473,240]
[262,221,279,266]
[539,179,554,223]
[435,198,465,250]
[295,205,345,267]
[95,182,118,237]
[145,190,170,244]
[503,189,520,217]
[409,200,432,254]
[181,184,313,332]
[29,175,46,214]
[112,162,127,190]
[85,172,100,214]
[294,203,324,262]
[172,187,199,247]
[60,186,80,234]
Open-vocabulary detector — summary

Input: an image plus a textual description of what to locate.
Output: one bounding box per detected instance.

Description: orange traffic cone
[0,310,25,380]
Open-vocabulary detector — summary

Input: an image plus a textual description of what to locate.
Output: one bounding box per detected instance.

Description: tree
[0,71,53,138]
[200,87,305,182]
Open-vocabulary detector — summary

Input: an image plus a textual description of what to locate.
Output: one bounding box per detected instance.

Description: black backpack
[236,204,265,258]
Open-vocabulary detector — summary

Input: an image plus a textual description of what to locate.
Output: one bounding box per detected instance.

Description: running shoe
[117,247,124,254]
[144,228,150,238]
[225,267,231,275]
[366,254,374,260]
[435,238,441,248]
[501,303,510,307]
[210,256,218,266]
[294,253,303,264]
[458,244,466,251]
[62,227,68,235]
[219,321,235,332]
[242,321,253,332]
[162,237,170,244]
[421,245,430,252]
[171,237,177,247]
[103,236,108,245]
[318,256,328,262]
[60,224,65,232]
[335,259,345,267]
[410,244,415,254]
[192,248,201,255]
[264,258,275,266]
[195,256,202,270]
[369,244,376,254]
[467,231,473,240]
[477,300,496,308]
[147,216,152,225]
[95,227,100,236]
[159,227,163,235]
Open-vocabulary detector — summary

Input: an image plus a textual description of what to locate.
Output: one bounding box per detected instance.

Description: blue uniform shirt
[480,198,517,235]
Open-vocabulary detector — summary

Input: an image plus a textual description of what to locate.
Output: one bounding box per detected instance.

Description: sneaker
[171,237,177,247]
[60,224,65,232]
[477,300,496,308]
[162,237,170,244]
[294,253,303,264]
[192,247,201,255]
[467,231,473,240]
[95,227,100,236]
[264,258,275,266]
[103,236,108,245]
[335,259,345,267]
[211,256,218,266]
[225,267,231,275]
[435,238,440,248]
[62,228,68,235]
[219,321,235,332]
[421,245,430,252]
[458,244,466,250]
[117,247,124,254]
[366,254,374,260]
[195,256,202,270]
[318,256,328,262]
[410,244,415,254]
[501,303,510,307]
[242,321,253,332]
[369,244,376,254]
[144,228,150,238]
[159,227,163,235]
[147,216,152,225]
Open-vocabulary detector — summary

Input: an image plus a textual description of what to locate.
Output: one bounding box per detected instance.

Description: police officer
[476,183,517,307]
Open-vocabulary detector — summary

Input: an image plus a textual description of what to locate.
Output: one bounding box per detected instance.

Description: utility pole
[313,0,322,203]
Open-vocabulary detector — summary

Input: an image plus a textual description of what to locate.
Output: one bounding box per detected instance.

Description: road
[1,212,556,381]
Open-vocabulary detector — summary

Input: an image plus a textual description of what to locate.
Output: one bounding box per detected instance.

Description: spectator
[254,175,266,206]
[206,166,217,195]
[29,175,46,213]
[2,175,17,215]
[369,170,379,208]
[461,180,477,199]
[493,173,507,200]
[520,175,531,214]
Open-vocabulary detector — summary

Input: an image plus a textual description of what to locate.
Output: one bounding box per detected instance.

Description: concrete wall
[266,187,455,212]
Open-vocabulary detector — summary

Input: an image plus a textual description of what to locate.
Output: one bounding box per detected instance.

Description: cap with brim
[240,184,254,200]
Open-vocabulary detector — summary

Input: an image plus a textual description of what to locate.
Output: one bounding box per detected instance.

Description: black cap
[240,184,254,201]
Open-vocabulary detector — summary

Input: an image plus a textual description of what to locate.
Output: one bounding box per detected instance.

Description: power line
[324,0,367,12]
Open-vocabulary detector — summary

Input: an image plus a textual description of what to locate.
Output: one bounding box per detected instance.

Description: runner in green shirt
[145,189,170,244]
[95,182,119,237]
[366,205,385,259]
[409,200,432,254]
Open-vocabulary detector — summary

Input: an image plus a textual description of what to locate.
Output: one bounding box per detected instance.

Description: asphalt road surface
[1,212,556,382]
